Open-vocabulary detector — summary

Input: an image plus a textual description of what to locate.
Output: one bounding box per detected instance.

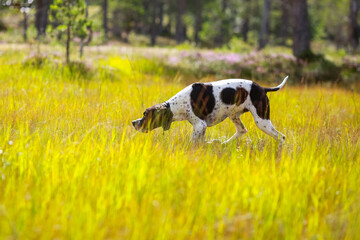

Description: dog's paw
[221,139,234,145]
[207,139,222,144]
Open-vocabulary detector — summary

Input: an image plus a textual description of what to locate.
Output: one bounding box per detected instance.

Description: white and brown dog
[132,76,288,144]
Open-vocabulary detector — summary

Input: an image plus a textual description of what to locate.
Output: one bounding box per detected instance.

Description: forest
[2,0,360,52]
[1,0,360,89]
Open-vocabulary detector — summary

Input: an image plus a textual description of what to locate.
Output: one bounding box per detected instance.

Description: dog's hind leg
[223,114,247,144]
[248,92,285,143]
[251,112,286,143]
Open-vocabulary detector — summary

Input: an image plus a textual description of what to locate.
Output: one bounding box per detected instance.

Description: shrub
[340,56,360,89]
[23,52,49,68]
[302,55,341,83]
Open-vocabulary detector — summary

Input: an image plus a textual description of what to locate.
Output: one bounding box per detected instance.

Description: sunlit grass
[0,51,359,239]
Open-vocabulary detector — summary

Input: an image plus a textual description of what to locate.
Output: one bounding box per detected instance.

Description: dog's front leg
[223,115,247,144]
[190,120,207,143]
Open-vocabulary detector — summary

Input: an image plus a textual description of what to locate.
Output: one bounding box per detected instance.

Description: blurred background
[0,0,359,89]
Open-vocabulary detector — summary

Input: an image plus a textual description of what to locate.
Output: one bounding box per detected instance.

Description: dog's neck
[167,98,189,122]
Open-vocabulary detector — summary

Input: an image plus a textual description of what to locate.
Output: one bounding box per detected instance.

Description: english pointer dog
[132,76,288,144]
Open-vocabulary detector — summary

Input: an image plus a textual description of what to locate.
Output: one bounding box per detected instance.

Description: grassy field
[0,49,359,239]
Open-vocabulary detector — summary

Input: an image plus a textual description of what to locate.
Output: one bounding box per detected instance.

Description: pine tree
[48,0,91,63]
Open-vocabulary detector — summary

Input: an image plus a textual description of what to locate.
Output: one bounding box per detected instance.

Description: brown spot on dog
[220,87,248,105]
[190,83,215,120]
[250,82,270,119]
[235,87,248,106]
[220,88,236,104]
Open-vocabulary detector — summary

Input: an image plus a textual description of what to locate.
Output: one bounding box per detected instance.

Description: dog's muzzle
[132,118,147,132]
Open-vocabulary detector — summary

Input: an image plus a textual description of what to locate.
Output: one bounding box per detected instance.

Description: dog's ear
[161,103,173,131]
[162,110,173,131]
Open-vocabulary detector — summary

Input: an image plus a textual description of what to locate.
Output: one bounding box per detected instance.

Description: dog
[132,76,288,144]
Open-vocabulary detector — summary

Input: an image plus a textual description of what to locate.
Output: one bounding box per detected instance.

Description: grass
[0,49,359,239]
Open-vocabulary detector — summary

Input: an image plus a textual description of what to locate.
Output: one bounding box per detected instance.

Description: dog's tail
[264,76,288,93]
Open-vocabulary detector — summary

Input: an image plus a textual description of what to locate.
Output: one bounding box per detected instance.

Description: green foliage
[0,0,358,57]
[308,0,349,42]
[225,37,254,54]
[340,56,360,89]
[198,0,234,47]
[48,0,92,62]
[74,18,91,40]
[49,0,90,38]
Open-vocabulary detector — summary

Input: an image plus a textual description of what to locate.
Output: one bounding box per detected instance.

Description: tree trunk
[35,0,49,38]
[194,0,203,44]
[66,0,70,64]
[175,0,186,43]
[23,13,28,42]
[259,0,271,49]
[214,0,228,46]
[220,0,228,42]
[289,0,312,58]
[66,23,70,63]
[142,0,150,34]
[241,18,249,42]
[182,25,187,40]
[79,41,84,59]
[157,0,164,35]
[23,0,28,42]
[164,17,172,37]
[151,0,158,46]
[349,0,359,50]
[103,0,108,43]
[241,0,250,42]
[112,8,122,39]
[80,0,89,58]
[280,0,289,45]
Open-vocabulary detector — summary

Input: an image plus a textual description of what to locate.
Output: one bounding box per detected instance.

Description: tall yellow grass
[0,52,359,239]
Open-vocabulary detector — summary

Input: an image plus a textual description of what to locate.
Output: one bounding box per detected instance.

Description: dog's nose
[132,120,136,127]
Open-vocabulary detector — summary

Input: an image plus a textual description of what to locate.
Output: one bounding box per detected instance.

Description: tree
[194,0,203,44]
[21,0,31,42]
[111,0,143,41]
[241,0,251,42]
[175,0,186,43]
[214,0,229,46]
[150,0,158,46]
[103,0,108,43]
[279,0,289,45]
[259,0,271,49]
[80,0,92,58]
[35,0,50,37]
[49,0,91,63]
[349,0,359,50]
[157,0,164,35]
[289,0,312,59]
[198,0,236,47]
[141,0,150,34]
[1,0,33,42]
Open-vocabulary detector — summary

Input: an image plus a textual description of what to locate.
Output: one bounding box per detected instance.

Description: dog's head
[132,102,173,132]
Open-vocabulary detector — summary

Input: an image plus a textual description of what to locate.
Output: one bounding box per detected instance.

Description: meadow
[0,47,359,239]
